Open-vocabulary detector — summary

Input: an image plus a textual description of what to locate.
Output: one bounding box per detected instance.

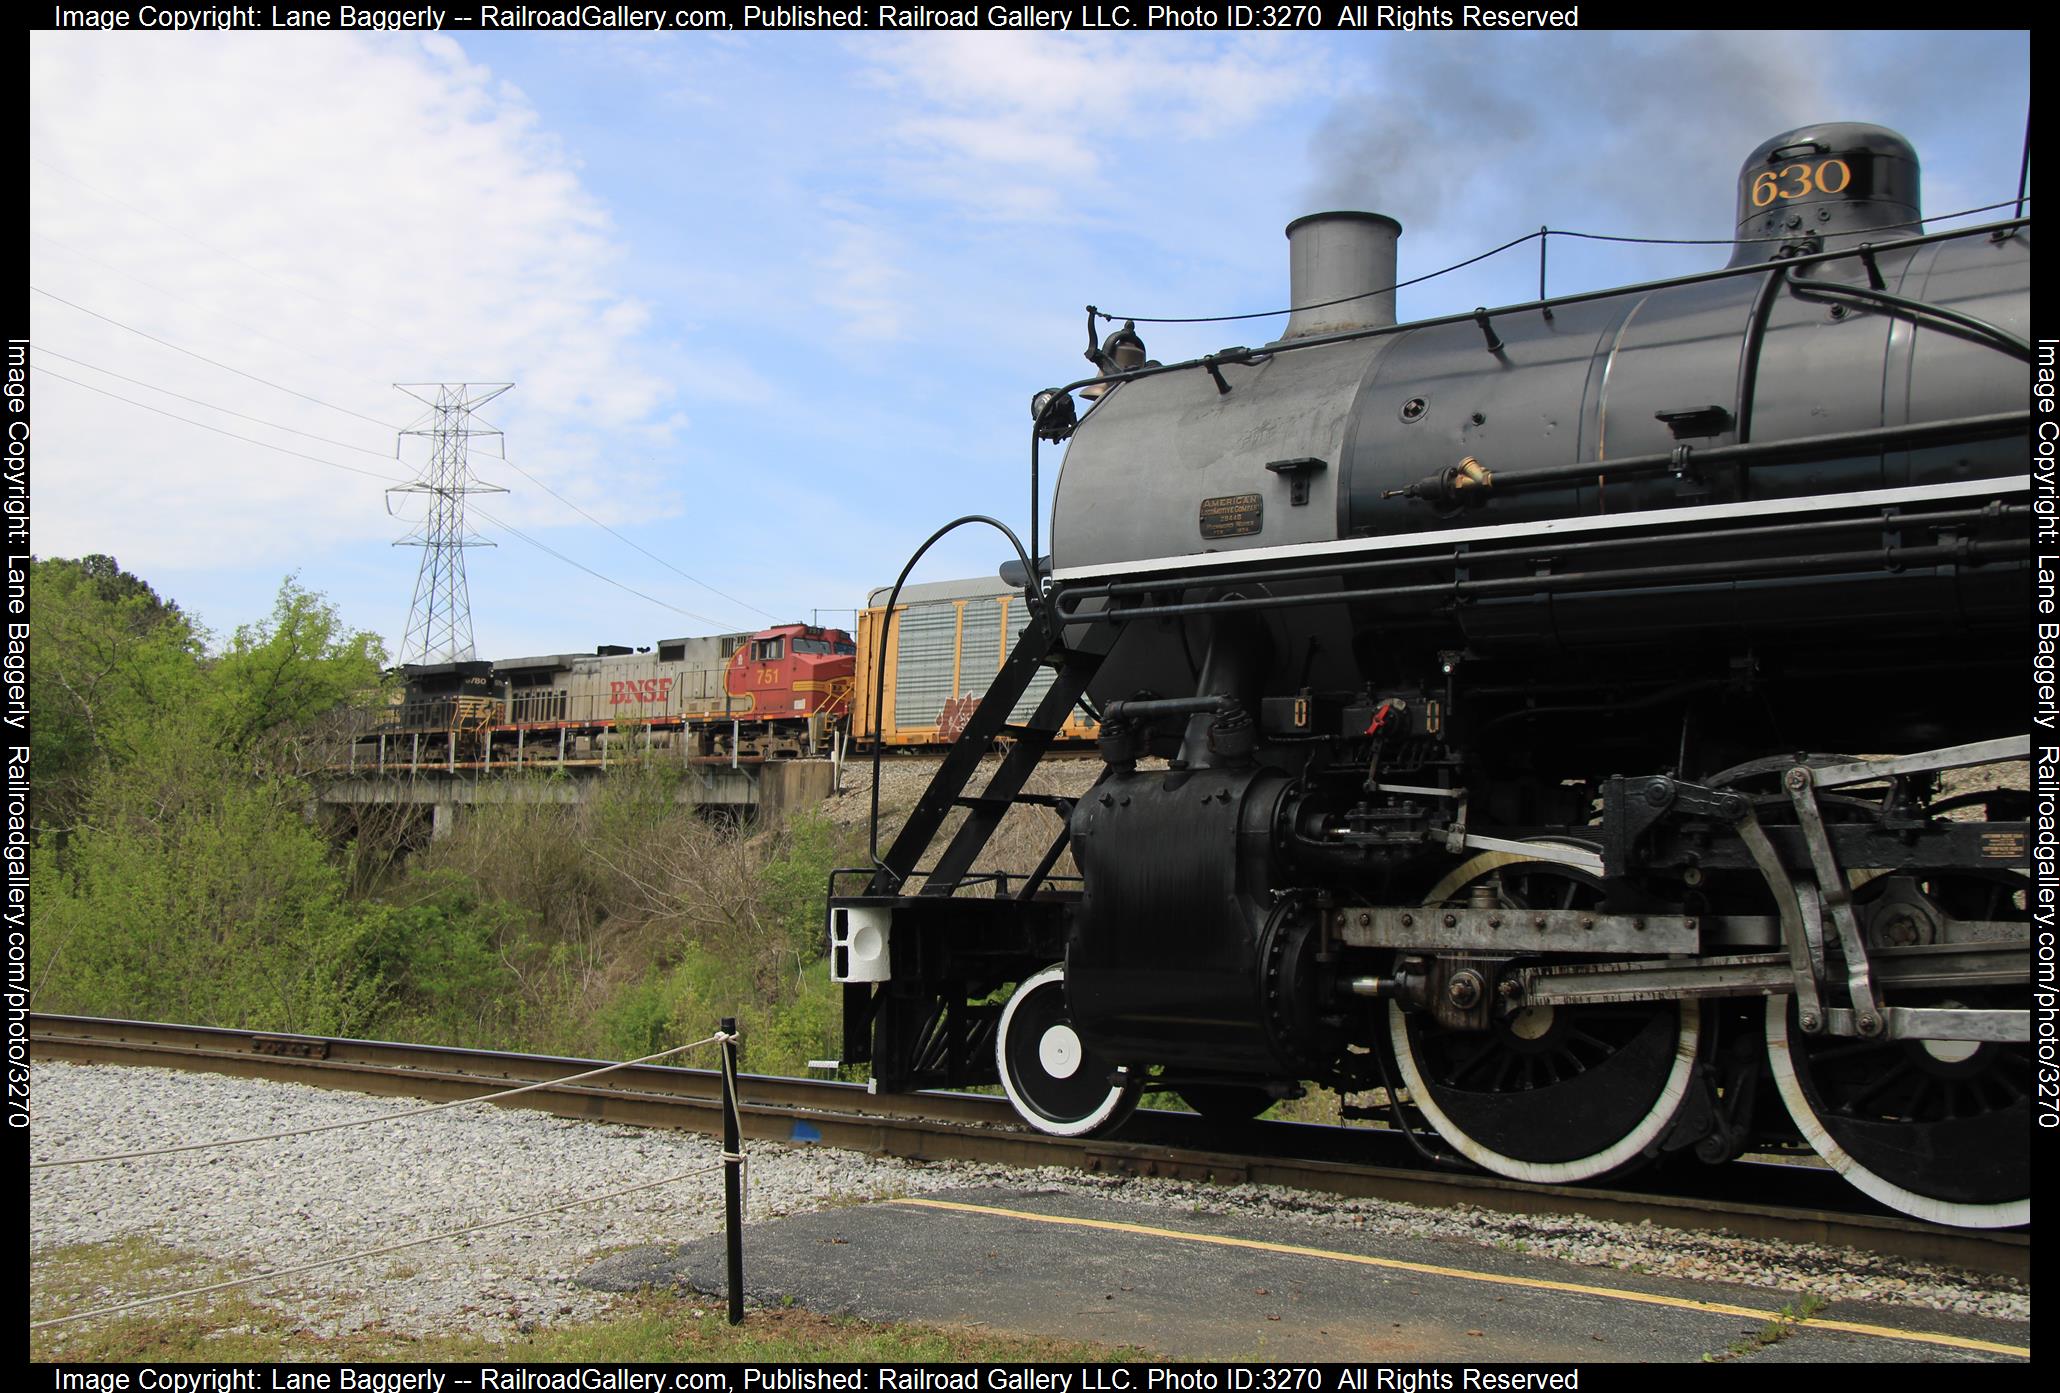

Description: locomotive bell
[1080,319,1148,400]
[1728,122,1921,265]
[1101,319,1147,372]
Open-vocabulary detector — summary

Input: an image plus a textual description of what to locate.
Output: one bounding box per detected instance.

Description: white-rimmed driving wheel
[1388,996,1702,1184]
[996,964,1140,1137]
[1386,845,1703,1183]
[1764,986,2029,1228]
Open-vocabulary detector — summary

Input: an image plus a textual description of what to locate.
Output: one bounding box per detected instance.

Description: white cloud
[29,33,676,573]
[787,35,1336,343]
[857,34,1333,207]
[814,212,914,342]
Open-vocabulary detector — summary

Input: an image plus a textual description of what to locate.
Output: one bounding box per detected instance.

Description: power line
[29,227,359,377]
[32,155,400,339]
[487,453,778,622]
[28,264,780,634]
[28,228,780,623]
[32,362,752,630]
[33,362,752,631]
[29,284,403,431]
[30,364,409,483]
[30,346,397,459]
[471,505,743,630]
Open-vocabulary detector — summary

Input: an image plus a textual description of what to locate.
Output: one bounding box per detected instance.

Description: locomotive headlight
[1032,388,1077,442]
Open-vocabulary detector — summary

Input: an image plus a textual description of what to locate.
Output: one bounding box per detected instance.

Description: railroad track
[30,1013,2027,1281]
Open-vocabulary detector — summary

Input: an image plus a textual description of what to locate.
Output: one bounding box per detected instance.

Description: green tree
[32,571,391,1032]
[208,577,386,763]
[29,555,203,833]
[32,742,382,1034]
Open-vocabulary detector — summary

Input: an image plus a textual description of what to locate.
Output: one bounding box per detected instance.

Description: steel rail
[29,1013,2026,1281]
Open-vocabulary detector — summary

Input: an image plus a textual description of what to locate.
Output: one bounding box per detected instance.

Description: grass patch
[32,1238,1140,1364]
[31,1237,296,1363]
[1702,1292,1830,1362]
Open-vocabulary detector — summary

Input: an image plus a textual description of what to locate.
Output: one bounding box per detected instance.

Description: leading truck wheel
[996,965,1140,1137]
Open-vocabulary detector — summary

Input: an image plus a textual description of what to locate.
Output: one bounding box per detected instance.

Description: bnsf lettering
[609,677,675,705]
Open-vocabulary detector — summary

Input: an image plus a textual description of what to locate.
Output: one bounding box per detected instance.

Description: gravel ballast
[29,1060,2029,1348]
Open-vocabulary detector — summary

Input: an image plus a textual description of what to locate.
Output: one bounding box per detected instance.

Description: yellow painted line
[892,1198,2028,1358]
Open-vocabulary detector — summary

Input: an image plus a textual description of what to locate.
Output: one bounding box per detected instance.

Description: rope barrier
[32,1031,735,1171]
[719,1034,749,1218]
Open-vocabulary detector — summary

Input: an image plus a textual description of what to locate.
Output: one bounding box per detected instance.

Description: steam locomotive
[829,122,2033,1229]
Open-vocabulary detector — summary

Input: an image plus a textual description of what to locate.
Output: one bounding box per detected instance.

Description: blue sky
[28,28,2031,661]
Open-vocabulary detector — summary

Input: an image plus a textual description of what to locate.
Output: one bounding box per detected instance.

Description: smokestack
[1280,211,1402,340]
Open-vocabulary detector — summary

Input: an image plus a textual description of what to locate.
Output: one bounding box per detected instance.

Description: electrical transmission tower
[389,382,512,666]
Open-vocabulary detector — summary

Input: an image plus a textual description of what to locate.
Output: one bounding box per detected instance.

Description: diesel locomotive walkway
[579,1186,2032,1364]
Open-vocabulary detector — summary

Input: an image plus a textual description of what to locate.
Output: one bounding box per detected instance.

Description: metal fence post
[720,1016,744,1325]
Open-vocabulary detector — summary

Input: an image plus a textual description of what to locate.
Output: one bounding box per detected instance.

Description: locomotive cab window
[752,637,784,662]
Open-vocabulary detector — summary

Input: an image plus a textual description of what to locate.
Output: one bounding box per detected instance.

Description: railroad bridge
[309,757,840,839]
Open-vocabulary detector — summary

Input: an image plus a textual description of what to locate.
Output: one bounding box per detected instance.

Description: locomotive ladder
[865,607,1101,899]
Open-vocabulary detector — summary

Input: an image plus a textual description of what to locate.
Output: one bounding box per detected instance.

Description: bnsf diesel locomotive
[828,123,2033,1229]
[361,621,857,767]
[359,576,1104,768]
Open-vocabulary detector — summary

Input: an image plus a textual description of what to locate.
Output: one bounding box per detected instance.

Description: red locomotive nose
[726,623,855,718]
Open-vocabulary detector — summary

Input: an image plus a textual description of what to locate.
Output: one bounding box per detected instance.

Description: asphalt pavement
[576,1185,2030,1363]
